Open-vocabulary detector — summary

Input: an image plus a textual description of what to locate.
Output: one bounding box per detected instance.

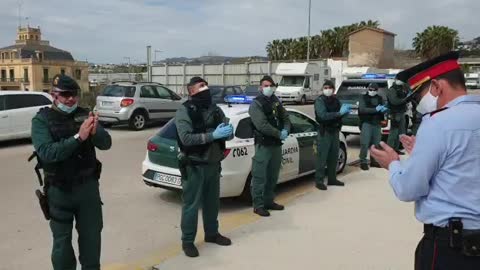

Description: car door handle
[1,115,7,119]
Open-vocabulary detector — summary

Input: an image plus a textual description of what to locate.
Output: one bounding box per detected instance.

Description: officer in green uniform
[358,83,387,171]
[176,77,233,258]
[314,80,351,190]
[31,74,111,270]
[249,75,291,217]
[386,80,409,154]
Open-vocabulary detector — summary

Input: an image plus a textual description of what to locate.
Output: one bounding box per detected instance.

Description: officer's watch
[74,133,83,142]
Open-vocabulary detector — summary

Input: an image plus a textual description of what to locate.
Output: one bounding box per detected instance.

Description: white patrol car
[142,96,348,199]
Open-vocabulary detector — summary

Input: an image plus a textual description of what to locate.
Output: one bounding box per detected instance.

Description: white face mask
[263,87,274,97]
[416,84,438,115]
[323,89,333,97]
[368,90,377,97]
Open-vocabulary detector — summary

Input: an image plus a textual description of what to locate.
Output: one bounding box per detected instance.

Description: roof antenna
[17,0,23,28]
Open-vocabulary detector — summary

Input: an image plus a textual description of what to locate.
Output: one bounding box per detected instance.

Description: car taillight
[147,141,158,152]
[381,120,388,127]
[121,98,134,107]
[223,149,231,158]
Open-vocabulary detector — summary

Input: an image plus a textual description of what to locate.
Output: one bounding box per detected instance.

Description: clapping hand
[369,142,400,169]
[89,112,99,135]
[79,116,94,141]
[280,129,288,140]
[399,134,416,155]
[213,123,233,139]
[340,104,352,115]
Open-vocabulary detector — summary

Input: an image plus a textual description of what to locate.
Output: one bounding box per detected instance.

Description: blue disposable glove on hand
[381,106,389,113]
[213,123,233,139]
[280,129,288,140]
[340,104,351,115]
[375,105,383,112]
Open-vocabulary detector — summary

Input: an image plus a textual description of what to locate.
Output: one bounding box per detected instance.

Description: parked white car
[142,103,347,199]
[0,91,53,142]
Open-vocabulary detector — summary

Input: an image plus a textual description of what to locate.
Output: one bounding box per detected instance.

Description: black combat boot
[182,242,199,257]
[315,183,327,190]
[328,179,345,186]
[205,233,232,246]
[361,163,369,171]
[254,208,270,217]
[266,202,285,211]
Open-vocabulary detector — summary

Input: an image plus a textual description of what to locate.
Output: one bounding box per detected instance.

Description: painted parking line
[102,181,315,270]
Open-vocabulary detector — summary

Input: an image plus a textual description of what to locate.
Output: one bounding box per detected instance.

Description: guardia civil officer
[176,77,233,257]
[31,74,112,270]
[314,80,351,190]
[371,52,480,269]
[386,80,409,154]
[249,75,291,217]
[358,83,387,170]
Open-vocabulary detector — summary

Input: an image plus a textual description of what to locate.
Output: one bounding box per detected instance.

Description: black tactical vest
[388,86,408,113]
[176,101,226,156]
[38,107,100,187]
[359,94,385,123]
[253,95,285,146]
[316,95,342,131]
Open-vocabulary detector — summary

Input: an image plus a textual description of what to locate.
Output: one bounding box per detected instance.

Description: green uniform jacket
[31,106,112,164]
[386,87,408,114]
[248,96,291,139]
[314,97,342,123]
[175,104,232,164]
[359,95,385,125]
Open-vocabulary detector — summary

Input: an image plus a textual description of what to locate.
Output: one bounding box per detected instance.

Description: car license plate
[102,101,113,106]
[153,172,181,186]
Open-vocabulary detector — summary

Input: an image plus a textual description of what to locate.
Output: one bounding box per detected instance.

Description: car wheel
[300,95,307,105]
[239,174,252,204]
[336,143,347,174]
[129,112,147,131]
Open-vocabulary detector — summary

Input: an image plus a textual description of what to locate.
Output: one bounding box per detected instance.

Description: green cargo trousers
[359,122,382,165]
[387,113,406,151]
[181,163,220,243]
[251,144,282,209]
[47,180,103,270]
[315,130,340,185]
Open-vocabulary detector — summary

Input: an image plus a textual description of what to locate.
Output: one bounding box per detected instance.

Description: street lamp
[306,0,311,62]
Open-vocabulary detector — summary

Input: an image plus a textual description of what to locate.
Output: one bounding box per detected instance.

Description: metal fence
[151,60,328,95]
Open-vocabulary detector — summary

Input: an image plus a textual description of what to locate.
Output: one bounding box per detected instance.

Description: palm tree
[413,25,459,59]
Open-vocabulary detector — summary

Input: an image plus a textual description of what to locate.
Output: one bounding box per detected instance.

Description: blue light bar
[224,95,254,104]
[362,73,387,79]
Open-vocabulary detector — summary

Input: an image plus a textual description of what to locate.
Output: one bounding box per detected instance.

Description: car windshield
[157,119,177,140]
[336,81,388,101]
[244,85,259,96]
[100,85,136,97]
[279,76,305,87]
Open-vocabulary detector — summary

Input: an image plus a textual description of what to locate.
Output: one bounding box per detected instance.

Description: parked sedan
[142,103,348,200]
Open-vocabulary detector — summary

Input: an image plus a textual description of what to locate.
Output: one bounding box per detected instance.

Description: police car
[336,74,413,137]
[142,95,348,199]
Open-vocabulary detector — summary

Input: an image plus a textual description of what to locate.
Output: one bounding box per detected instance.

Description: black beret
[368,83,379,90]
[52,74,80,92]
[323,80,335,88]
[260,75,275,85]
[187,76,207,87]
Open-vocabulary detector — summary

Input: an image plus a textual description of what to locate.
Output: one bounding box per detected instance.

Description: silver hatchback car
[95,81,184,130]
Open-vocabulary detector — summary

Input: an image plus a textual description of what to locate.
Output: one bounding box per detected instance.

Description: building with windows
[0,26,88,92]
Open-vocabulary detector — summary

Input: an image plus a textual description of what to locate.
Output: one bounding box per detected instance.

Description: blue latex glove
[340,104,351,115]
[212,123,233,139]
[381,106,389,113]
[375,105,383,112]
[280,129,288,140]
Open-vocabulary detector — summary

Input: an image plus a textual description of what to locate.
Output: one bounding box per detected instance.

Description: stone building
[347,27,396,68]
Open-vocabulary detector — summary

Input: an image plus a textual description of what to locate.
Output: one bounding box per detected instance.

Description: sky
[0,0,478,64]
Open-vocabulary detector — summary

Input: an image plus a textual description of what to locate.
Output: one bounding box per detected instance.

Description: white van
[0,91,53,142]
[275,63,331,105]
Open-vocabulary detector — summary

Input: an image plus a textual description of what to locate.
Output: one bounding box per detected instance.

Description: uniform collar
[445,94,480,107]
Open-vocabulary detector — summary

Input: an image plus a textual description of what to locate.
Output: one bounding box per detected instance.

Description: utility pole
[147,46,152,82]
[17,1,23,28]
[124,57,131,80]
[306,0,311,62]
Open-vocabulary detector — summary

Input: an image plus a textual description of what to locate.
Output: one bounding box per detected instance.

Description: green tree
[413,25,460,59]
